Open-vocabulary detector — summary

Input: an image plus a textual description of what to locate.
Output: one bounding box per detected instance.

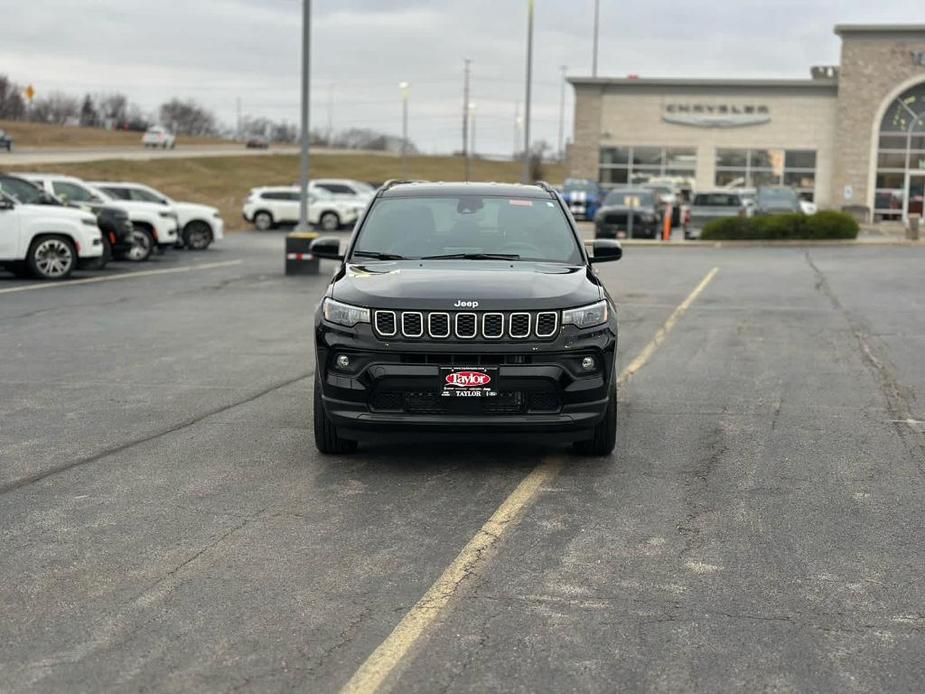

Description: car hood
[597,204,657,215]
[175,201,219,217]
[332,261,601,311]
[22,203,95,224]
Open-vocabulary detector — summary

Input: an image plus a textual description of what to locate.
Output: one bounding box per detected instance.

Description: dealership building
[568,24,925,221]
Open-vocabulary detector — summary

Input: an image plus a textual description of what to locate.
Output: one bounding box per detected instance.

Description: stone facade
[831,27,925,214]
[569,25,925,218]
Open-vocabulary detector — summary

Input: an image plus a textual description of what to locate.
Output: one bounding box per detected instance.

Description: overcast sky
[0,1,918,154]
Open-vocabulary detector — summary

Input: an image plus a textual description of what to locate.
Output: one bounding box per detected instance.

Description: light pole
[522,0,534,183]
[592,0,600,77]
[399,81,410,178]
[296,0,312,231]
[468,102,477,159]
[558,65,567,162]
[463,58,471,180]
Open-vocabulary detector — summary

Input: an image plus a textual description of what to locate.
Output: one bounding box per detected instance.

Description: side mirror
[310,236,344,261]
[589,238,622,263]
[0,197,14,210]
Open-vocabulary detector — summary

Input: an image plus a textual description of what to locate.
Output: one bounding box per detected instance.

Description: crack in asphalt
[676,420,727,559]
[804,251,925,473]
[0,371,313,496]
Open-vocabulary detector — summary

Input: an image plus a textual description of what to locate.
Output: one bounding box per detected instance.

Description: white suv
[308,179,376,203]
[0,187,103,280]
[242,186,363,231]
[142,126,176,149]
[92,182,224,250]
[21,174,179,260]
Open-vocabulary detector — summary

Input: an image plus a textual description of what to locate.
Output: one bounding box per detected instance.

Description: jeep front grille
[373,310,561,341]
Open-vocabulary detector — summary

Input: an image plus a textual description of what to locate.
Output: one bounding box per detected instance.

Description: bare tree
[0,75,26,120]
[159,98,217,136]
[30,91,80,124]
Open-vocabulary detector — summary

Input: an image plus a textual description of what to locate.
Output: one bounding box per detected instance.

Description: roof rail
[380,179,418,192]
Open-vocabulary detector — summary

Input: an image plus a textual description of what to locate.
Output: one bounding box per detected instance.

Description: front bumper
[316,320,617,441]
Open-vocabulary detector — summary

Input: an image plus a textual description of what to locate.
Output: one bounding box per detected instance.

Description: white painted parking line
[0,260,244,295]
[339,267,720,694]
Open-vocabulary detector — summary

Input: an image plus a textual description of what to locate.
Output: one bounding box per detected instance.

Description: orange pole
[663,205,672,241]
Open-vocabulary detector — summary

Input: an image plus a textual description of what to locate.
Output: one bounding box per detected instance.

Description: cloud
[0,0,917,153]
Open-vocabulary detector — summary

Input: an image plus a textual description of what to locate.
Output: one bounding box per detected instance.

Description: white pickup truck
[0,188,103,280]
[20,174,179,261]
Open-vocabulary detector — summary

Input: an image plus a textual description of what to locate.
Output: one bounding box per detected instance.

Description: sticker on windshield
[509,199,533,207]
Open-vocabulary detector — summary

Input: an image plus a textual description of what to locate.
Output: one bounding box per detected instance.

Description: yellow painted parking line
[339,266,720,694]
[0,259,244,295]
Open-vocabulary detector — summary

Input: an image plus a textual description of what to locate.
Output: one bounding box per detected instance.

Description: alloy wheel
[33,239,74,278]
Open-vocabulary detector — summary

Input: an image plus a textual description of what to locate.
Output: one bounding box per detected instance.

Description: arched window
[875,82,925,220]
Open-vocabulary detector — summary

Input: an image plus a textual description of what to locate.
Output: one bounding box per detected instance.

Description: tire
[125,227,154,262]
[254,211,274,231]
[314,376,357,454]
[183,221,213,250]
[26,235,76,280]
[319,211,340,232]
[573,381,617,456]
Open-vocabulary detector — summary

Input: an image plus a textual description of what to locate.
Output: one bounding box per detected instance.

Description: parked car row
[242,179,374,232]
[0,172,224,280]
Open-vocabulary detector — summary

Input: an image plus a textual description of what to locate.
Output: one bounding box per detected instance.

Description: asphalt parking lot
[2,233,925,693]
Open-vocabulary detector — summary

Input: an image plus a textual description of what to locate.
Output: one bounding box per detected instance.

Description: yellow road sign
[24,84,35,102]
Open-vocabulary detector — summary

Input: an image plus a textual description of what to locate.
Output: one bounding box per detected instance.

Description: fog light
[336,354,351,370]
[581,356,596,371]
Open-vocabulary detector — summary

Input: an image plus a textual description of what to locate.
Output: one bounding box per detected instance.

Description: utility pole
[296,0,312,231]
[463,58,471,180]
[326,83,334,144]
[592,0,600,77]
[558,65,567,162]
[469,103,477,158]
[400,82,410,178]
[236,97,242,141]
[513,101,521,160]
[522,0,534,183]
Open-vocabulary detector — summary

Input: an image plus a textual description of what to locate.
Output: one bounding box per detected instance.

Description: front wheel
[253,211,274,231]
[26,236,76,280]
[125,228,154,262]
[573,382,617,456]
[319,211,340,232]
[313,377,357,454]
[183,221,213,250]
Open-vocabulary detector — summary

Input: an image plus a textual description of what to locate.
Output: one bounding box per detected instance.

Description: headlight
[323,298,370,327]
[562,300,608,329]
[81,217,98,226]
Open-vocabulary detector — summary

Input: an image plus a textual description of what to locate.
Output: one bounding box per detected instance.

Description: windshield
[352,195,582,263]
[0,176,47,205]
[604,190,656,207]
[563,180,595,194]
[758,188,798,204]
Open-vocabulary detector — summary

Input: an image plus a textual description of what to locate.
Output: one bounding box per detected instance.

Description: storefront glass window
[715,148,815,198]
[598,146,696,187]
[875,81,925,220]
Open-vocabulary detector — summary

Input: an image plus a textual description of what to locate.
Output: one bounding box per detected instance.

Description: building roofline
[567,77,838,90]
[835,24,925,36]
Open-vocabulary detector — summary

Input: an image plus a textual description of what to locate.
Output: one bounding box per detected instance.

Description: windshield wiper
[352,250,406,260]
[420,253,521,260]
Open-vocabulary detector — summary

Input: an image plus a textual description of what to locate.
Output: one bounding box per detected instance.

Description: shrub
[701,211,859,241]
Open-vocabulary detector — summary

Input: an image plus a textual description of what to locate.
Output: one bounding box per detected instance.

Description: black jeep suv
[310,181,622,455]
